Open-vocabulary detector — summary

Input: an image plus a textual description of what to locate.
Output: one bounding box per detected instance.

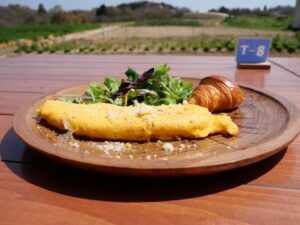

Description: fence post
[293,0,300,29]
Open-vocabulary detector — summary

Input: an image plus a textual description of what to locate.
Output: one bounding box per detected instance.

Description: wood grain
[0,79,83,93]
[269,57,300,76]
[0,56,299,116]
[250,136,300,188]
[0,92,41,115]
[0,54,237,64]
[0,115,12,141]
[2,128,300,188]
[1,54,300,225]
[12,79,300,176]
[1,161,300,225]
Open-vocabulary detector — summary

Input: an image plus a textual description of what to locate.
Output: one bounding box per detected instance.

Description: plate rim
[12,79,300,176]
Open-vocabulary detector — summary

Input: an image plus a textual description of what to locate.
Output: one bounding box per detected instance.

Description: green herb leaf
[104,77,121,93]
[113,96,123,106]
[125,67,140,82]
[58,96,75,103]
[59,64,193,106]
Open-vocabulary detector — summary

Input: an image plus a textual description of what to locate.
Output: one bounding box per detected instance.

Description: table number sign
[236,38,271,69]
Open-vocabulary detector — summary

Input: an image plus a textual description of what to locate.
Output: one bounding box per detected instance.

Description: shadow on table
[1,129,286,202]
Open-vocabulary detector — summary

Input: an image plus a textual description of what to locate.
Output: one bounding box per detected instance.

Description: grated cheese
[162,143,174,152]
[182,100,188,105]
[178,144,185,151]
[135,103,155,116]
[69,141,80,149]
[102,141,125,153]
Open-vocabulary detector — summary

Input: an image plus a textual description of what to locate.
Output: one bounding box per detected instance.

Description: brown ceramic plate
[13,78,300,177]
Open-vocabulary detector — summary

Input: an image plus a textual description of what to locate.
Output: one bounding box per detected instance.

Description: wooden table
[0,54,300,225]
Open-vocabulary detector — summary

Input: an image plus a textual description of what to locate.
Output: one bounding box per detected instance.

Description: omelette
[37,100,238,141]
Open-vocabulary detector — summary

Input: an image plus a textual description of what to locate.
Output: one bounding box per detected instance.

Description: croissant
[188,75,244,112]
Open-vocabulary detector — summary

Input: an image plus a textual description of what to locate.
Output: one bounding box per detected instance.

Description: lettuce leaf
[59,64,193,106]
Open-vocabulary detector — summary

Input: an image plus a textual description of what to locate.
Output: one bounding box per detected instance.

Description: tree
[49,5,64,24]
[96,4,107,16]
[49,5,63,14]
[219,6,230,14]
[37,3,46,14]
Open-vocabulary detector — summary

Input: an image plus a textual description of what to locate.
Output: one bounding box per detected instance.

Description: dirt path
[89,26,294,42]
[61,25,121,41]
[0,25,122,57]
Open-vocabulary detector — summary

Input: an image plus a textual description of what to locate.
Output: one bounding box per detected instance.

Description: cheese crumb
[156,140,163,145]
[102,141,125,153]
[69,141,79,149]
[136,103,155,116]
[95,144,103,151]
[178,144,185,152]
[125,143,132,149]
[162,143,174,152]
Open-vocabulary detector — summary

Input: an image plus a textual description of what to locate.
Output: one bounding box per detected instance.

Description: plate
[13,78,300,177]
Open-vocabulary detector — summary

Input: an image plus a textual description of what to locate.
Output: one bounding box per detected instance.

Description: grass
[0,23,100,43]
[222,16,292,31]
[14,33,300,55]
[11,19,300,56]
[272,34,300,53]
[134,18,201,27]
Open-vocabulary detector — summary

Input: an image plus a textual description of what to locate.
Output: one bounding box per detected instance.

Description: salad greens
[59,64,193,106]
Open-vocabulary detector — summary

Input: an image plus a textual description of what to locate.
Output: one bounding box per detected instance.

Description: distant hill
[209,5,295,17]
[0,4,93,27]
[0,1,190,27]
[0,5,36,27]
[94,1,190,22]
[0,1,296,27]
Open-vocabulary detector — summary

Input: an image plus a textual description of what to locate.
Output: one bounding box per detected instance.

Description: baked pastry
[188,75,244,112]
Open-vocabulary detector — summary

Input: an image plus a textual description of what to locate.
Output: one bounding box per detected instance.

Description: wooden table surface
[0,54,300,225]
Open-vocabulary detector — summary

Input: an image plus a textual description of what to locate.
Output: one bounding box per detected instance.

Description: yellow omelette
[37,100,238,141]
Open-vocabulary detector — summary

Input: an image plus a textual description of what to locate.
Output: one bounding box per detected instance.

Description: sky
[0,0,296,12]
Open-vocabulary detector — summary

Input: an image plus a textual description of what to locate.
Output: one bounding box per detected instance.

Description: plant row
[14,35,300,54]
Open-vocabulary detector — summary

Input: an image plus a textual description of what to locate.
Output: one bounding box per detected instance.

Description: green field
[222,16,292,31]
[2,15,300,56]
[0,23,100,43]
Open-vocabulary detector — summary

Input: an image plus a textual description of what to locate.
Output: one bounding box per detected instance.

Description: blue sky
[0,0,296,12]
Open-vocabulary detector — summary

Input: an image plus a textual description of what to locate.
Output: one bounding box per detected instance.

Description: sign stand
[236,38,271,70]
[237,61,271,69]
